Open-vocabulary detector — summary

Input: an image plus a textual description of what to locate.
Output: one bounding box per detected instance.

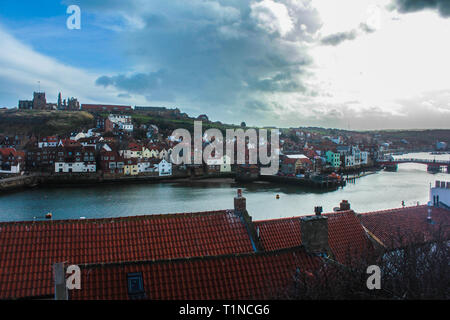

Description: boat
[45,212,52,219]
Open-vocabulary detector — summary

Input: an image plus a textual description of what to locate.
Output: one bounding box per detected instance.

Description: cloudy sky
[0,0,449,129]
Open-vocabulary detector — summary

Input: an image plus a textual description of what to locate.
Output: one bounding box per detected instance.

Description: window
[127,272,146,299]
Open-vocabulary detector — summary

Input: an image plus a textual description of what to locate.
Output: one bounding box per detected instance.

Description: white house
[118,122,134,132]
[345,154,355,168]
[157,159,172,176]
[220,155,232,173]
[38,136,58,148]
[108,114,133,132]
[55,162,96,173]
[137,160,156,173]
[430,181,450,207]
[206,155,232,173]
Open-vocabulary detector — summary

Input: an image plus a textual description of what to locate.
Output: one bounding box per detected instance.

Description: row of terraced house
[23,135,175,177]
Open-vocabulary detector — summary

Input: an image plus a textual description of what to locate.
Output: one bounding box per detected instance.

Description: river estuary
[0,152,448,222]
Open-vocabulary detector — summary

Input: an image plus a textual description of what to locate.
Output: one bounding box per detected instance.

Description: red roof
[127,142,142,151]
[69,247,321,300]
[0,211,254,299]
[359,205,450,249]
[254,211,372,264]
[282,157,297,165]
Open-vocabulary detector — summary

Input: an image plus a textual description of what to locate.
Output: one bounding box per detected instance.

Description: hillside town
[1,91,448,184]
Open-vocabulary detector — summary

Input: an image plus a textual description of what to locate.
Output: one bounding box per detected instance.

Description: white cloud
[0,25,133,106]
[250,0,294,37]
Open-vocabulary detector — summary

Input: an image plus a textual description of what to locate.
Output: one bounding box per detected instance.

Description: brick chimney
[233,189,263,252]
[300,209,329,255]
[234,188,246,213]
[340,200,351,211]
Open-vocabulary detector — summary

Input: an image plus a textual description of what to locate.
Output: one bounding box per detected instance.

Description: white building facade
[55,162,96,173]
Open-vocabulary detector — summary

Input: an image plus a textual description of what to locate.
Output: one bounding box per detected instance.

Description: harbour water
[0,152,448,222]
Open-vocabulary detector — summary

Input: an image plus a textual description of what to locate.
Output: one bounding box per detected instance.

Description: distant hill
[0,109,94,136]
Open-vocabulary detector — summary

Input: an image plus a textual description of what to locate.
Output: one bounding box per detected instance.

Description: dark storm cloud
[391,0,450,17]
[67,0,322,122]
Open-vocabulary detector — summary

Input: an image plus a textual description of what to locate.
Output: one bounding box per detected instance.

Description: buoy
[276,194,280,199]
[45,212,52,219]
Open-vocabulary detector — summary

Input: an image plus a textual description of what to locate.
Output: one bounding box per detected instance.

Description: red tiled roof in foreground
[254,211,373,264]
[359,205,450,250]
[69,247,321,300]
[0,211,254,299]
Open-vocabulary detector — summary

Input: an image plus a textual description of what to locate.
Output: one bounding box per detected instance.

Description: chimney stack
[339,200,351,211]
[233,189,263,252]
[314,206,323,216]
[53,262,68,300]
[234,189,246,213]
[300,209,329,255]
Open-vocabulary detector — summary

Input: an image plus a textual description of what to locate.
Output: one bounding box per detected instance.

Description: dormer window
[127,272,146,299]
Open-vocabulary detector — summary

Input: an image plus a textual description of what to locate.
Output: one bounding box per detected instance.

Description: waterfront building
[100,148,125,175]
[325,150,341,168]
[54,144,96,173]
[430,180,450,208]
[0,148,24,174]
[124,158,139,176]
[157,159,172,176]
[137,158,158,174]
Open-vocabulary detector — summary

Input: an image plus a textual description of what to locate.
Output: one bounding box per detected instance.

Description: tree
[241,122,246,127]
[281,229,449,300]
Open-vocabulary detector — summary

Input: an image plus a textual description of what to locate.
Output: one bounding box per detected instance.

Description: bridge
[377,158,450,166]
[377,158,450,173]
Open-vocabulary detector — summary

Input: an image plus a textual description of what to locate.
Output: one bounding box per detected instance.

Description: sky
[0,0,449,130]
